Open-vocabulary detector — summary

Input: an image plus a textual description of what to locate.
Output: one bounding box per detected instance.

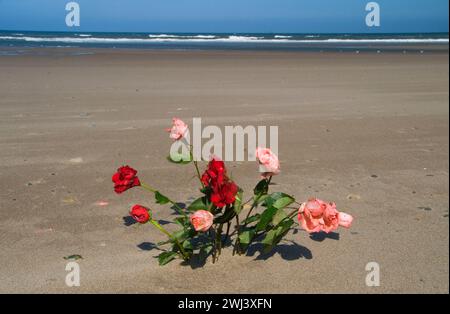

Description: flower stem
[141,183,187,217]
[243,176,272,225]
[233,214,241,255]
[150,219,188,260]
[189,145,204,188]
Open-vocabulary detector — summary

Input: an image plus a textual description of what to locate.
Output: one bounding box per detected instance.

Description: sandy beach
[0,48,448,293]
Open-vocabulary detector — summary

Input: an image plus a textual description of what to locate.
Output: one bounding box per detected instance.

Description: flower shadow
[170,202,187,215]
[309,232,340,242]
[246,240,313,261]
[137,242,164,252]
[122,216,137,226]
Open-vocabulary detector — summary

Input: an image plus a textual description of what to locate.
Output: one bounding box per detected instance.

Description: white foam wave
[149,34,216,39]
[274,35,292,39]
[0,35,448,44]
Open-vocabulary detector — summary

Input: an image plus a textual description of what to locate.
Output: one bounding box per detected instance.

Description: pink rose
[298,198,353,233]
[297,200,325,233]
[190,210,214,232]
[322,202,339,233]
[255,147,280,178]
[167,118,188,140]
[338,212,353,228]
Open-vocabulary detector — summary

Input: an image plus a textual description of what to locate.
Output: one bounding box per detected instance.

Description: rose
[112,165,141,194]
[322,202,339,233]
[190,210,214,232]
[201,157,226,186]
[167,117,188,140]
[201,157,238,208]
[130,204,150,224]
[298,198,353,233]
[255,147,280,178]
[210,180,239,208]
[297,199,326,233]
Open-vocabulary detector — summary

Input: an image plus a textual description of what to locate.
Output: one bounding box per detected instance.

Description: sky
[0,0,448,33]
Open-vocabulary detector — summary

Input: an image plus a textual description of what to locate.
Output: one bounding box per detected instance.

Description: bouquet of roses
[112,118,353,266]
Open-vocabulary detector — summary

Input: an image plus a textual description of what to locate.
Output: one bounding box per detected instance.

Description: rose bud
[112,165,141,194]
[255,147,280,178]
[130,205,151,224]
[190,210,214,232]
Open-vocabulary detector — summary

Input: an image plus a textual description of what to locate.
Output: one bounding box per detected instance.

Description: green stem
[150,219,188,260]
[193,160,204,187]
[233,214,241,255]
[243,176,272,225]
[224,221,231,243]
[141,183,186,217]
[189,145,204,188]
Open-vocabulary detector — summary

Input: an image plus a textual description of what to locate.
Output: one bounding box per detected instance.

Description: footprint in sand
[347,194,361,200]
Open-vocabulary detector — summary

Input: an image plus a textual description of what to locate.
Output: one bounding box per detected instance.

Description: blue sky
[0,0,448,33]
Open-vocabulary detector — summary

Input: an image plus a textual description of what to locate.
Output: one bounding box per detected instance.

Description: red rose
[201,158,226,186]
[130,204,150,224]
[201,158,239,208]
[210,180,239,208]
[112,165,141,194]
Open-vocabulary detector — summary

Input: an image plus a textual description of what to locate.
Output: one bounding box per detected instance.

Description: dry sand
[0,48,448,293]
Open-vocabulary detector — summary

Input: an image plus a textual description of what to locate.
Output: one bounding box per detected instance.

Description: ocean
[0,31,448,52]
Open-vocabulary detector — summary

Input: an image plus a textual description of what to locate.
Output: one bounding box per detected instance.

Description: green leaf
[272,208,288,225]
[263,192,294,209]
[158,251,178,266]
[261,229,277,246]
[155,191,170,205]
[157,239,171,246]
[187,197,208,212]
[182,240,194,251]
[238,229,256,245]
[174,216,189,227]
[173,228,192,243]
[233,189,244,214]
[275,218,294,239]
[256,205,278,231]
[214,206,235,224]
[167,153,192,164]
[242,213,261,225]
[253,179,269,195]
[261,218,295,254]
[199,244,213,261]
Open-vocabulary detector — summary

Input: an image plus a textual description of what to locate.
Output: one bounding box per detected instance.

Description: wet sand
[0,48,448,293]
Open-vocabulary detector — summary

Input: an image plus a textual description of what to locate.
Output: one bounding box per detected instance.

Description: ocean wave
[0,35,448,44]
[149,34,216,39]
[274,35,292,39]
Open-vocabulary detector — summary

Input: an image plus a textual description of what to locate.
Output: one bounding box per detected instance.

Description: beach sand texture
[0,48,448,293]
